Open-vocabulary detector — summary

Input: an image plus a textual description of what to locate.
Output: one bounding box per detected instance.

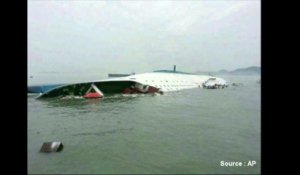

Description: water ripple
[72,127,134,137]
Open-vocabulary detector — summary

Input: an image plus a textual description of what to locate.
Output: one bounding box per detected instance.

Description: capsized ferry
[37,66,228,99]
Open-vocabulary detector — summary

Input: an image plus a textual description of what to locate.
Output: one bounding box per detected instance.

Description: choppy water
[28,75,260,174]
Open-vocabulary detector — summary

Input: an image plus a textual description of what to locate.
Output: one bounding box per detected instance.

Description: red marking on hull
[83,92,103,98]
[147,86,159,93]
[122,85,160,94]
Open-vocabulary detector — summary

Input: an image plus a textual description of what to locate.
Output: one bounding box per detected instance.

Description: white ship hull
[115,72,227,92]
[37,71,228,98]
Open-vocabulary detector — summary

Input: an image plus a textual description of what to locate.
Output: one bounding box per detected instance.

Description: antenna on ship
[173,65,176,72]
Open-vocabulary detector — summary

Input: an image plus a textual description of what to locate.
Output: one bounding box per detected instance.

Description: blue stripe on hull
[28,84,64,93]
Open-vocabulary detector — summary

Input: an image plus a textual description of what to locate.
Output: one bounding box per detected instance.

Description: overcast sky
[28,0,260,84]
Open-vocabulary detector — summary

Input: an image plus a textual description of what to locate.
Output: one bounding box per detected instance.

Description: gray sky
[28,0,260,84]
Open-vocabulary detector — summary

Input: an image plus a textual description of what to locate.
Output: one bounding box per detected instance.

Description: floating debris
[40,142,64,153]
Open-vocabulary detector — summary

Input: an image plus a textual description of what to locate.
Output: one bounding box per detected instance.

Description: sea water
[28,75,260,174]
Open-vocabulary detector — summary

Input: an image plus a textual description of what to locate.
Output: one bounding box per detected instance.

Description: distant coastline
[195,66,261,76]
